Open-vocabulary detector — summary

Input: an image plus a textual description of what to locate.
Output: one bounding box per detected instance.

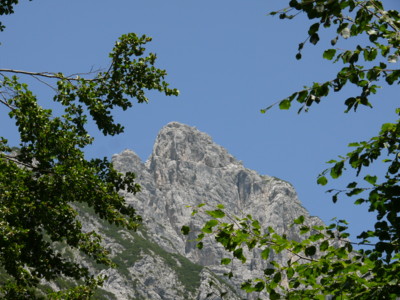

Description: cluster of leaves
[183,204,400,299]
[0,0,31,33]
[268,0,400,266]
[263,0,400,114]
[0,31,178,298]
[317,115,400,261]
[189,1,400,299]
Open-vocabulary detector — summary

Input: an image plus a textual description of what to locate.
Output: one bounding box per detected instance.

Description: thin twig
[0,69,101,82]
[69,67,104,78]
[0,69,73,80]
[2,154,35,169]
[32,75,58,92]
[362,0,400,33]
[348,240,376,247]
[0,97,15,111]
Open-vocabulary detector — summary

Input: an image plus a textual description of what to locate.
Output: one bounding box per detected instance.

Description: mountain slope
[97,122,323,299]
[21,122,322,299]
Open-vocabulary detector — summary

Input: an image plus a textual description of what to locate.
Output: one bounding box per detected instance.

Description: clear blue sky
[1,0,399,242]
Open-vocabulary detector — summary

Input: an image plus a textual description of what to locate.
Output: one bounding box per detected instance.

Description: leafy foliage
[262,0,400,115]
[185,203,399,299]
[0,4,178,297]
[0,0,31,33]
[188,1,400,299]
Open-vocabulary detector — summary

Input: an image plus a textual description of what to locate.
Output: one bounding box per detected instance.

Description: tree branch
[0,97,16,111]
[0,69,77,80]
[0,68,102,81]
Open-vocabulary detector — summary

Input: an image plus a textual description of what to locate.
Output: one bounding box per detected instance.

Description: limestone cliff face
[98,122,323,299]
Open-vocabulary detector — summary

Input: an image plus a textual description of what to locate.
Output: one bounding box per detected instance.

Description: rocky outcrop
[36,122,324,298]
[94,122,323,299]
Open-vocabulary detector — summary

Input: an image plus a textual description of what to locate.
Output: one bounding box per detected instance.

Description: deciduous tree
[186,1,400,298]
[0,1,178,298]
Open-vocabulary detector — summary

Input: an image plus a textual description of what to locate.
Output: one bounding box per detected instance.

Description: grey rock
[103,122,323,299]
[39,122,324,299]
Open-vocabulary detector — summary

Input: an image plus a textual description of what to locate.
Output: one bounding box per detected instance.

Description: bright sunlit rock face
[97,122,323,299]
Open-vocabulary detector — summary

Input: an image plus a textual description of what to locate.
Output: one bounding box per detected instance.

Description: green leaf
[196,233,205,241]
[261,248,270,260]
[317,176,328,186]
[201,219,219,233]
[332,193,339,203]
[201,227,212,234]
[330,161,344,179]
[309,233,324,242]
[364,175,377,185]
[264,268,275,276]
[221,258,232,265]
[252,220,261,229]
[308,23,320,36]
[347,182,357,188]
[181,225,190,235]
[233,248,246,263]
[286,267,294,279]
[216,204,225,209]
[241,281,253,292]
[346,188,364,196]
[310,33,320,45]
[206,219,219,227]
[348,142,361,149]
[279,99,291,110]
[205,209,225,218]
[320,240,329,251]
[363,48,378,61]
[354,198,364,205]
[305,246,316,257]
[300,226,310,235]
[254,281,265,292]
[294,215,305,224]
[289,0,298,8]
[273,272,282,283]
[197,242,203,250]
[323,49,336,60]
[270,290,281,300]
[296,90,308,103]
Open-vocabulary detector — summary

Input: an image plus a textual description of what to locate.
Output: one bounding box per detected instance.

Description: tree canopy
[0,1,178,298]
[185,1,400,299]
[2,0,400,298]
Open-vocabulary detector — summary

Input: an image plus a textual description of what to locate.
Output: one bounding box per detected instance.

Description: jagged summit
[107,122,323,299]
[150,122,239,168]
[112,149,143,174]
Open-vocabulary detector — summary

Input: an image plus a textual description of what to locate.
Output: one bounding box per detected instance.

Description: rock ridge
[106,122,324,299]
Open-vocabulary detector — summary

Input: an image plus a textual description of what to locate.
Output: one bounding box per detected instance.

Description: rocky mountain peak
[150,122,238,168]
[112,149,143,174]
[103,122,324,299]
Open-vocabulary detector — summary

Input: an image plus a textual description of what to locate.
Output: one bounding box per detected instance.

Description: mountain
[79,122,323,299]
